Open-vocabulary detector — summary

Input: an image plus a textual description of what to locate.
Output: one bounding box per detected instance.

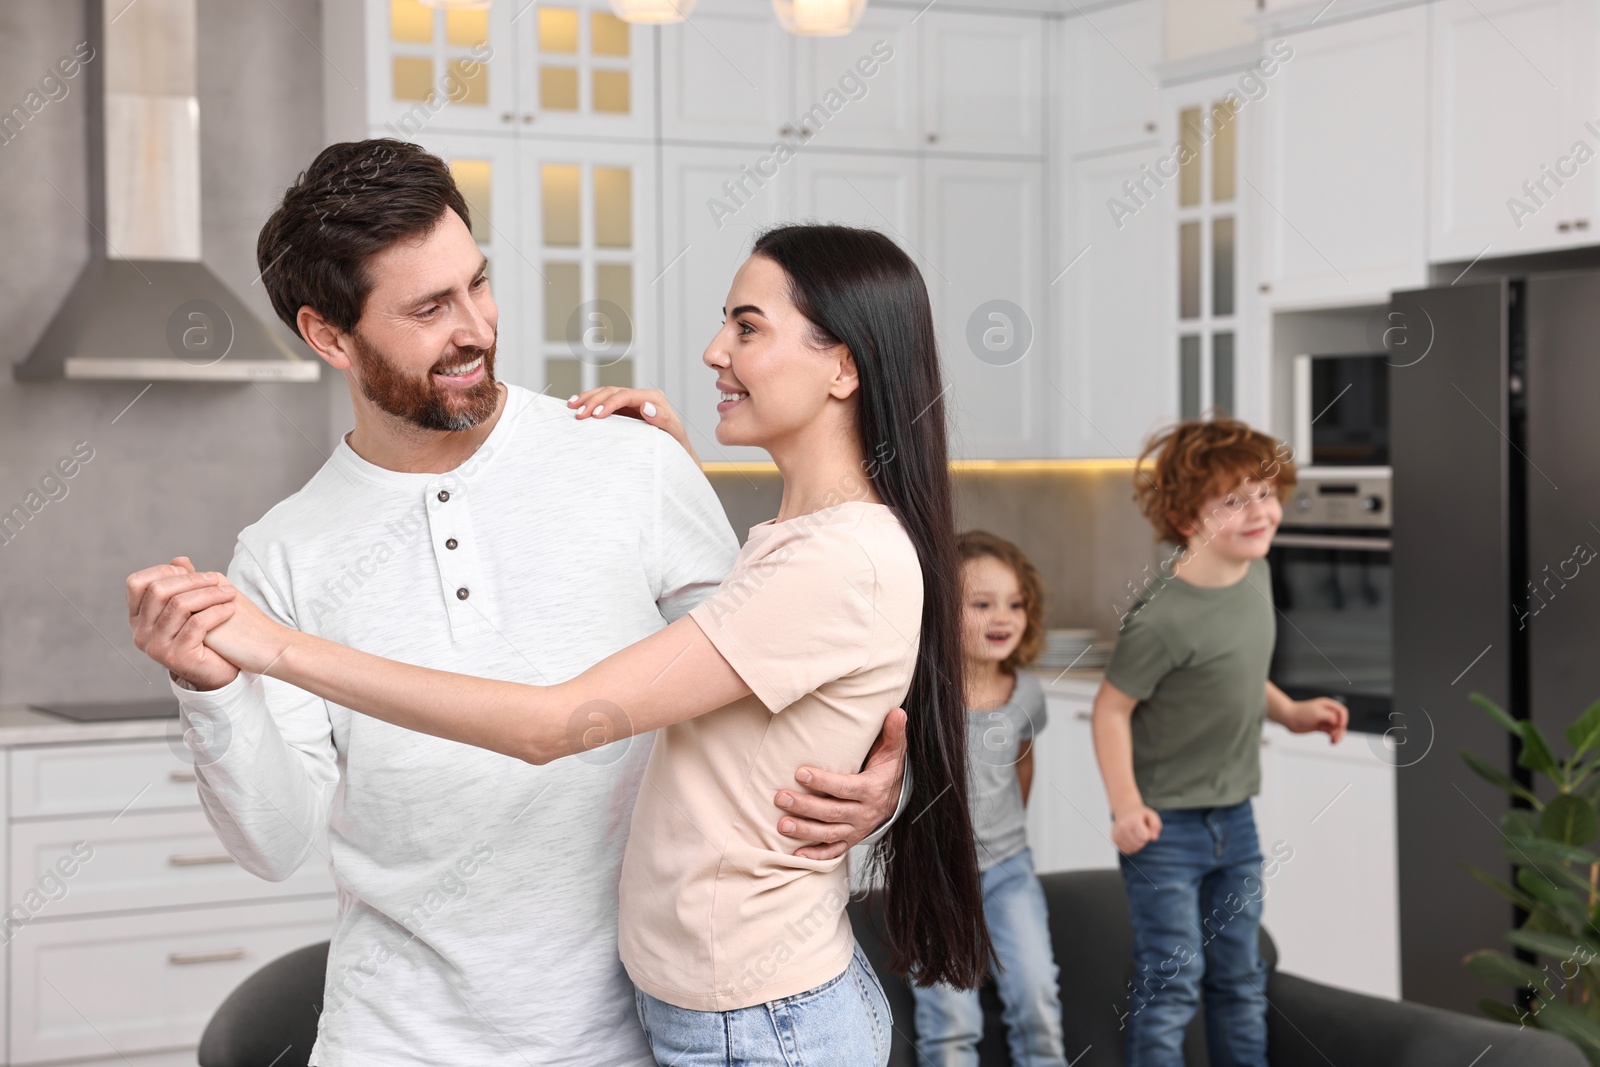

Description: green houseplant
[1461,691,1600,1063]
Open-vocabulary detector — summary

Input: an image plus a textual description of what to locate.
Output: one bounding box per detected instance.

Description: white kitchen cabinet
[10,897,338,1064]
[346,0,655,141]
[11,740,199,819]
[921,11,1045,157]
[1431,0,1600,260]
[511,0,658,141]
[1061,0,1164,157]
[10,809,333,918]
[794,6,921,152]
[1255,5,1429,306]
[776,152,921,253]
[659,145,784,464]
[1028,686,1118,874]
[1058,145,1174,459]
[924,158,1047,459]
[357,0,520,136]
[518,137,659,398]
[3,737,338,1067]
[659,0,795,146]
[1255,722,1400,999]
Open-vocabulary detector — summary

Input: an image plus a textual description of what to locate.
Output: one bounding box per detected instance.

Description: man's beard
[349,329,500,432]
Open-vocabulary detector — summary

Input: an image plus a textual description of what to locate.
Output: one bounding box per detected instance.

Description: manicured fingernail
[777,793,794,808]
[797,769,814,784]
[594,405,605,416]
[643,401,657,417]
[576,405,586,414]
[568,395,579,403]
[780,819,795,835]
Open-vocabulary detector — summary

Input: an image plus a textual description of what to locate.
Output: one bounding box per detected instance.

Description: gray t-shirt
[965,669,1048,870]
[1105,558,1276,811]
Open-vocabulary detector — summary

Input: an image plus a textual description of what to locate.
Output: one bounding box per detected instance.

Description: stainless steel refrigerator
[1388,271,1600,1012]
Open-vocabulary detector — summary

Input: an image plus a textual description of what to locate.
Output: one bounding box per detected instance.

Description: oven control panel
[1284,470,1391,529]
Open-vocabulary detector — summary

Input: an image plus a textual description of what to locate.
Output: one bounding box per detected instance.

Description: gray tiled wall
[709,468,1160,639]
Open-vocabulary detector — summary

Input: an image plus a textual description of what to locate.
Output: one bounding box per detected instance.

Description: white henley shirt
[171,385,739,1066]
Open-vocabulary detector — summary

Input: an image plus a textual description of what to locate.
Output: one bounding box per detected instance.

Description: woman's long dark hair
[751,224,992,989]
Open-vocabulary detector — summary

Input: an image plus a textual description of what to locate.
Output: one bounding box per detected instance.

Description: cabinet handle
[169,853,237,867]
[522,113,536,124]
[926,132,939,144]
[779,124,794,137]
[1258,282,1272,293]
[500,111,515,123]
[1559,221,1573,233]
[169,769,197,783]
[800,125,814,139]
[1075,710,1092,722]
[169,948,246,966]
[1578,219,1591,231]
[1144,121,1157,133]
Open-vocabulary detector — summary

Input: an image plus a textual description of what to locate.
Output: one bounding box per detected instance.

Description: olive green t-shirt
[1104,558,1276,811]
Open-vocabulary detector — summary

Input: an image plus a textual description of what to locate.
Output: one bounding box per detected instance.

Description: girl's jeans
[1119,799,1269,1067]
[633,941,892,1066]
[911,847,1069,1067]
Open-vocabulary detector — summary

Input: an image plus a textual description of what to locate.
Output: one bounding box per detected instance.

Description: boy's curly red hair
[1134,418,1298,546]
[957,530,1046,670]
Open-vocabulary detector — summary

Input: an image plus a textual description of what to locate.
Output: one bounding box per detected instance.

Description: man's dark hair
[256,139,472,341]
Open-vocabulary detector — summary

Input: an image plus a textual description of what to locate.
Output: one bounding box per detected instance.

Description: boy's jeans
[912,847,1068,1067]
[1119,799,1269,1067]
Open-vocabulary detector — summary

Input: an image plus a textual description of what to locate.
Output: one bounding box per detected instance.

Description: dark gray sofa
[199,869,1584,1066]
[844,868,1584,1067]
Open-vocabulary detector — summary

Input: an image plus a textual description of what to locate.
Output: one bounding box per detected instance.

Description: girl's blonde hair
[957,530,1046,671]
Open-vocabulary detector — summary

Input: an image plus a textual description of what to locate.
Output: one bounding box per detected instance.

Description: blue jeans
[634,941,891,1066]
[1119,799,1268,1067]
[912,847,1067,1067]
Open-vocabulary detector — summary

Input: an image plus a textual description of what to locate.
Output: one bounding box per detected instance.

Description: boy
[1091,419,1347,1066]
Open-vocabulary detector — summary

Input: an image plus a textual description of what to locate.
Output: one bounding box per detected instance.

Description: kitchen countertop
[0,705,175,746]
[1027,667,1104,699]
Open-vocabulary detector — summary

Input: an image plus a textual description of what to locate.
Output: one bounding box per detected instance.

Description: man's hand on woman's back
[777,706,908,860]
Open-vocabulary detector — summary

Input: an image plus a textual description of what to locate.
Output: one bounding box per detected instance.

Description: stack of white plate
[1033,628,1111,670]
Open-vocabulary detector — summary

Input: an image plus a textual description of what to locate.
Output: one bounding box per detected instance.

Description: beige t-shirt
[617,500,923,1011]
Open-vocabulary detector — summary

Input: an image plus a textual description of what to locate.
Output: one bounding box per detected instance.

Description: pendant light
[771,0,866,37]
[609,0,699,24]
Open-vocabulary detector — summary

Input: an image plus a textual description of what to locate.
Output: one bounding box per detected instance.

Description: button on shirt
[169,386,739,1067]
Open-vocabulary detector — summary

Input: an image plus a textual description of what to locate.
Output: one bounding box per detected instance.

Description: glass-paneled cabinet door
[368,0,522,135]
[1172,93,1242,422]
[520,139,659,403]
[512,1,657,141]
[409,134,529,387]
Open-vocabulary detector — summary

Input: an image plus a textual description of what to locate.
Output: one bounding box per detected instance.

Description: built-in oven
[1268,468,1392,735]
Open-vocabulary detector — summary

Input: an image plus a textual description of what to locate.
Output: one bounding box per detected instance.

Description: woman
[195,224,991,1064]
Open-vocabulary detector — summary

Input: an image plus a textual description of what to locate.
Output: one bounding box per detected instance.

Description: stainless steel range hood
[14,0,319,383]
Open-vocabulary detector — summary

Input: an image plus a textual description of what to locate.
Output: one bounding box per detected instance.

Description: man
[127,139,905,1067]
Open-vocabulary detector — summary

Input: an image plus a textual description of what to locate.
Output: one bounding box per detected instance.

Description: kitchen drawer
[12,741,200,819]
[11,809,335,919]
[10,897,337,1064]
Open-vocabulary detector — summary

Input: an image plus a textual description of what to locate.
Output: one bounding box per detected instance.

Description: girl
[914,531,1068,1067]
[192,224,991,1065]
